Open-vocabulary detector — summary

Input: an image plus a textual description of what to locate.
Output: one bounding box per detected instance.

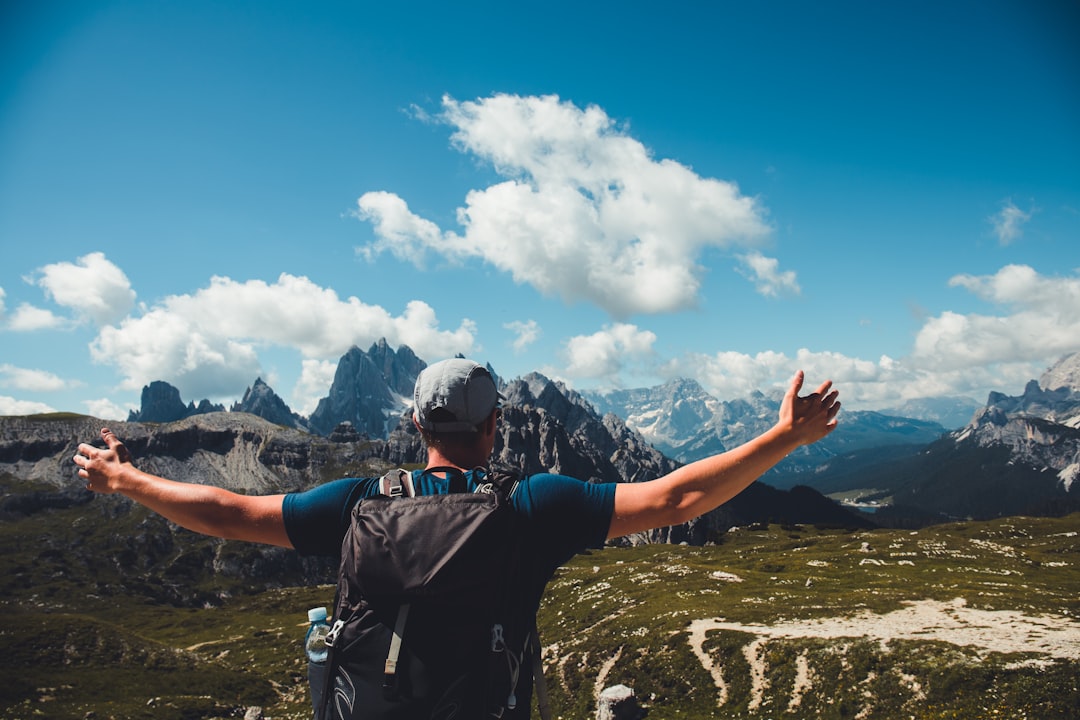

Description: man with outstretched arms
[74,358,840,717]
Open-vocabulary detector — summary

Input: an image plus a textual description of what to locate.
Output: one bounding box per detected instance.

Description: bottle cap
[308,607,328,623]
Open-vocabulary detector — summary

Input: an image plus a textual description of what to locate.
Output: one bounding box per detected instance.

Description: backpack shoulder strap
[474,466,520,501]
[377,468,416,498]
[530,616,552,720]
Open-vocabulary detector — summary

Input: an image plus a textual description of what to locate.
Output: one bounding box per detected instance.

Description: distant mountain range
[67,341,1080,528]
[768,352,1080,525]
[582,379,954,471]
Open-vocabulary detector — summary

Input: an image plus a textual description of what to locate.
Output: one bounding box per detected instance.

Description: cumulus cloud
[0,396,55,415]
[504,319,541,353]
[0,365,70,392]
[989,200,1032,245]
[8,303,66,331]
[561,323,657,379]
[667,347,1025,410]
[912,265,1080,369]
[84,398,129,421]
[293,359,338,416]
[357,93,772,317]
[89,272,477,402]
[34,252,136,325]
[661,264,1080,408]
[736,252,801,297]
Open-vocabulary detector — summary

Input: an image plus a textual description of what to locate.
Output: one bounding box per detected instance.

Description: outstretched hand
[778,370,841,446]
[73,428,134,493]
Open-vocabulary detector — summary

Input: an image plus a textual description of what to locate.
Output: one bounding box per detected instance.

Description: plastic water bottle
[305,607,331,663]
[306,607,331,713]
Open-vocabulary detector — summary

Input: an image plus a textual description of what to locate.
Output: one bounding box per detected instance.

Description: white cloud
[989,200,1032,245]
[661,264,1080,409]
[84,398,129,421]
[0,364,70,392]
[293,359,338,416]
[357,93,772,317]
[34,252,136,325]
[0,395,55,415]
[668,347,1028,410]
[561,323,657,379]
[912,265,1080,369]
[88,272,476,401]
[504,319,540,353]
[0,287,5,316]
[736,251,801,297]
[8,303,66,331]
[356,191,444,265]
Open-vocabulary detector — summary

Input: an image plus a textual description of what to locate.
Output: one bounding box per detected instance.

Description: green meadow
[2,505,1077,719]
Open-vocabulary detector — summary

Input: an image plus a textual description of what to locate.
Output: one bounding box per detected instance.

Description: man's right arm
[74,428,293,548]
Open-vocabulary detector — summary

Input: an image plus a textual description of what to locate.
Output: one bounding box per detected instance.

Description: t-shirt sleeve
[513,474,616,567]
[282,477,378,556]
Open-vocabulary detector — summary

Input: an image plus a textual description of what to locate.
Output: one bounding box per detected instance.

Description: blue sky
[2,0,1078,420]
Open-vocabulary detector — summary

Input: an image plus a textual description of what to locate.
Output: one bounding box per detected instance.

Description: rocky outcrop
[127,381,225,423]
[983,379,1080,429]
[231,378,308,430]
[598,685,645,720]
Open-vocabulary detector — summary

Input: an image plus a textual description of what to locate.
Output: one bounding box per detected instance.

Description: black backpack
[315,466,551,720]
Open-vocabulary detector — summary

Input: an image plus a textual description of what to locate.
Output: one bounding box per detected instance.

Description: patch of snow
[1058,463,1079,492]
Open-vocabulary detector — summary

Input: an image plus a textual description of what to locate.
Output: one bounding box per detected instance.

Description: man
[74,358,840,716]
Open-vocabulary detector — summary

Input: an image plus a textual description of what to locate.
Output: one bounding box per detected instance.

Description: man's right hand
[74,427,133,494]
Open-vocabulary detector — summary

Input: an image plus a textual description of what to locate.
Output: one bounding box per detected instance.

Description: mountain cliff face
[952,359,1080,492]
[0,413,392,603]
[307,341,423,437]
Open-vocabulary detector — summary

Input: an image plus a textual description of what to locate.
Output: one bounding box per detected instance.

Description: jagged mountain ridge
[133,341,949,462]
[231,377,309,431]
[108,342,1080,527]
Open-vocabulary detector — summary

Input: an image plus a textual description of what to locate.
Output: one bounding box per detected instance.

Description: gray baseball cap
[412,358,503,433]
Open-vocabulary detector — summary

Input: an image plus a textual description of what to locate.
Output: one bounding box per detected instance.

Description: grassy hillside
[2,515,1077,719]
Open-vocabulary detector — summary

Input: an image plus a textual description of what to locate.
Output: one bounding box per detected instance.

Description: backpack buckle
[490,623,506,652]
[325,619,345,648]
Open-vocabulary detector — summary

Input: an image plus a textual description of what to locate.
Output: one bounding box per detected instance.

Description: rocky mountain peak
[231,377,306,430]
[307,341,424,437]
[1040,352,1080,393]
[127,381,224,423]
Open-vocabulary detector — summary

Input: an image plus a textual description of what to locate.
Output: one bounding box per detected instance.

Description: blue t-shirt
[283,470,616,577]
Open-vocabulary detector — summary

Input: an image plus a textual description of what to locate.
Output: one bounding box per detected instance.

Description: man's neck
[424,446,489,472]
